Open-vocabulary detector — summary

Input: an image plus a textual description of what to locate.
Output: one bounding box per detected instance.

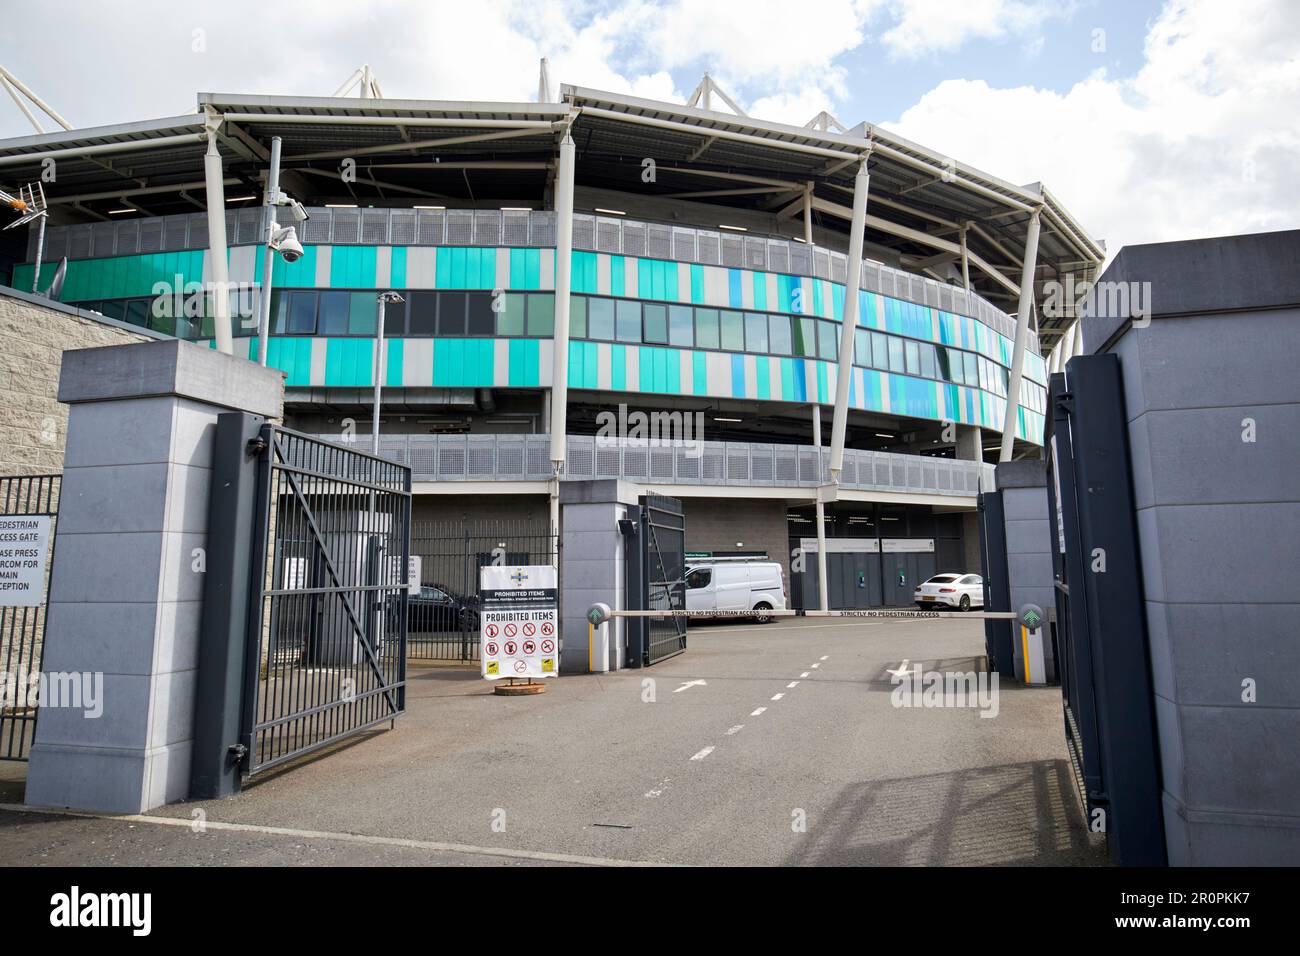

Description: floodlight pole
[812,406,829,613]
[373,292,404,454]
[255,136,283,365]
[999,208,1042,462]
[548,121,577,549]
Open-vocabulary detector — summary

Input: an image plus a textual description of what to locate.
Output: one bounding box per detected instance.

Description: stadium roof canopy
[0,83,1105,344]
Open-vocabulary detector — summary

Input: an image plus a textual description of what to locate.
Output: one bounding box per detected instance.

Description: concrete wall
[412,493,548,526]
[681,497,791,587]
[1107,310,1300,864]
[0,289,155,475]
[558,481,638,672]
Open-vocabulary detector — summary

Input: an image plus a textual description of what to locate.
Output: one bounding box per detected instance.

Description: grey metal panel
[673,227,697,263]
[721,234,743,267]
[234,208,261,246]
[138,219,162,253]
[767,239,788,274]
[829,251,847,284]
[301,208,332,244]
[116,220,140,256]
[695,229,720,265]
[416,208,445,245]
[91,221,116,258]
[332,208,360,244]
[361,208,390,244]
[501,210,529,246]
[389,209,416,244]
[621,219,645,257]
[646,223,672,259]
[472,209,501,246]
[789,241,812,277]
[445,209,473,245]
[528,211,554,246]
[571,213,595,251]
[813,248,831,279]
[743,236,766,270]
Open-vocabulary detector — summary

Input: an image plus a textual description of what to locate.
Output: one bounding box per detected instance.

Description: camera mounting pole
[255,136,283,366]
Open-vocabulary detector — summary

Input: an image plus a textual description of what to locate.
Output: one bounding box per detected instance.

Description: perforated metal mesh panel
[502,210,530,246]
[362,209,390,244]
[830,251,847,284]
[701,444,725,482]
[623,447,648,478]
[445,210,473,245]
[721,234,743,267]
[775,446,798,483]
[675,448,701,481]
[437,440,467,478]
[649,447,674,479]
[331,209,359,244]
[673,228,696,262]
[389,209,416,244]
[596,217,622,253]
[567,443,594,478]
[750,443,775,483]
[813,248,831,279]
[595,444,621,478]
[695,230,720,265]
[528,211,554,246]
[767,240,788,274]
[473,210,501,246]
[301,209,332,244]
[416,209,445,244]
[743,236,767,270]
[68,225,92,259]
[621,220,646,257]
[646,223,672,259]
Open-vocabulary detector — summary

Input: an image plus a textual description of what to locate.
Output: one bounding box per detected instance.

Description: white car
[914,573,984,611]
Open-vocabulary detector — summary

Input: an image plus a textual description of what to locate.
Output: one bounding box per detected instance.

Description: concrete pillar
[558,479,639,673]
[828,156,870,482]
[993,460,1055,684]
[812,406,828,611]
[25,339,282,813]
[954,424,982,463]
[203,122,233,356]
[548,126,576,473]
[999,208,1042,462]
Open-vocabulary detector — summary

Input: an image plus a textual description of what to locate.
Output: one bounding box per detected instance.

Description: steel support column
[999,208,1042,461]
[548,125,576,473]
[203,121,234,355]
[828,156,870,483]
[255,136,282,365]
[812,406,828,612]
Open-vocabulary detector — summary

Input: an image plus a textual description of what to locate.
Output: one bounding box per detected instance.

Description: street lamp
[373,291,404,453]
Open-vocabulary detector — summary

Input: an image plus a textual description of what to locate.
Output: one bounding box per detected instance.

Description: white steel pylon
[0,64,72,133]
[804,110,848,133]
[685,74,747,116]
[333,64,385,99]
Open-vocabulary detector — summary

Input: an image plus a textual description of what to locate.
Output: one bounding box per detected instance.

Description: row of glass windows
[71,289,1027,400]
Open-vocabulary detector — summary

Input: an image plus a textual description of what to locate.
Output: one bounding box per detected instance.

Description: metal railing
[317,433,994,497]
[28,207,1021,342]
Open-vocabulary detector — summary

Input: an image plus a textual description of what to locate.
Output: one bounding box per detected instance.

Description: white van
[685,560,787,623]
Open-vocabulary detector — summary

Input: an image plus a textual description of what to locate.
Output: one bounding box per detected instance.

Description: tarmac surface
[0,616,1105,866]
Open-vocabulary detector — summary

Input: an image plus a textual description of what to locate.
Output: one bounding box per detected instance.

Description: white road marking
[800,672,810,678]
[692,622,878,634]
[725,724,745,736]
[0,803,670,868]
[810,663,820,669]
[819,656,829,661]
[770,693,784,701]
[690,746,715,761]
[885,659,913,679]
[644,777,671,798]
[673,679,708,693]
[750,707,767,716]
[786,681,800,688]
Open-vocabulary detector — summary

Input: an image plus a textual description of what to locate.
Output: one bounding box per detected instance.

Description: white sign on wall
[480,565,558,680]
[0,515,51,607]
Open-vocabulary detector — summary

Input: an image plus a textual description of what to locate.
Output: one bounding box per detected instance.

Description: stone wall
[0,290,154,475]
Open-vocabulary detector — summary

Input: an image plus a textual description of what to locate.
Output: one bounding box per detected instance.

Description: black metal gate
[626,493,686,667]
[407,519,557,662]
[0,474,59,760]
[241,427,411,775]
[1045,354,1165,866]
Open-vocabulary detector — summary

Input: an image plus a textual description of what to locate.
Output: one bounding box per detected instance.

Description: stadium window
[964,352,978,385]
[288,291,318,334]
[744,312,768,353]
[668,305,693,347]
[348,292,377,336]
[526,294,554,336]
[124,299,150,330]
[769,314,792,355]
[817,320,838,361]
[407,291,438,335]
[887,336,905,373]
[571,296,588,338]
[794,317,817,357]
[615,300,641,342]
[941,347,960,384]
[99,299,126,322]
[439,292,468,335]
[317,291,349,335]
[643,303,668,344]
[905,340,920,375]
[497,293,526,335]
[589,297,615,340]
[695,308,720,349]
[466,292,495,335]
[920,343,937,380]
[870,332,888,370]
[383,296,406,336]
[720,310,744,351]
[854,329,870,366]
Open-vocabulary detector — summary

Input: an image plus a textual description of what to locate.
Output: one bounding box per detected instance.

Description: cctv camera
[288,200,309,223]
[269,225,304,263]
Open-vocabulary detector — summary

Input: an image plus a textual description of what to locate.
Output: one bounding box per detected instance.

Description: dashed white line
[725,724,745,736]
[770,693,785,701]
[690,746,715,761]
[800,671,810,678]
[810,663,820,669]
[819,656,829,661]
[644,777,671,798]
[786,681,800,688]
[750,707,767,716]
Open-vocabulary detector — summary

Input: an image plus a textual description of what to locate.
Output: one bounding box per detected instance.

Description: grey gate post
[25,339,282,814]
[189,412,269,799]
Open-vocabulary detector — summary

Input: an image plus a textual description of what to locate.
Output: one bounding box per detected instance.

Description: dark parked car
[387,584,480,633]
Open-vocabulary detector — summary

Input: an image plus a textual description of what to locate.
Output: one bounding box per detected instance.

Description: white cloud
[879,0,1074,58]
[882,0,1300,252]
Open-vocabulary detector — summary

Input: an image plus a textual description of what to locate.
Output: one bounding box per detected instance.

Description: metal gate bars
[625,493,687,667]
[243,426,412,774]
[0,474,59,760]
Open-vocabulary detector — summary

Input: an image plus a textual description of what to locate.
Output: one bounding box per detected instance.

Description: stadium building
[0,73,1103,611]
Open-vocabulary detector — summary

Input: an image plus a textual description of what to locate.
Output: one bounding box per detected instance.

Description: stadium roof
[0,83,1105,344]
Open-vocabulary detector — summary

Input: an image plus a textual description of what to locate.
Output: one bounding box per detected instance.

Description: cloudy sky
[3,0,1296,256]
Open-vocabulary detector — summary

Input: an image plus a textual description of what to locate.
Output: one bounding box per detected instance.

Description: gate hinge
[227,743,248,764]
[1054,391,1075,415]
[246,436,268,456]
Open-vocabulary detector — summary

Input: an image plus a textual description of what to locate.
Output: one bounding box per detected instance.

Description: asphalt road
[0,616,1105,866]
